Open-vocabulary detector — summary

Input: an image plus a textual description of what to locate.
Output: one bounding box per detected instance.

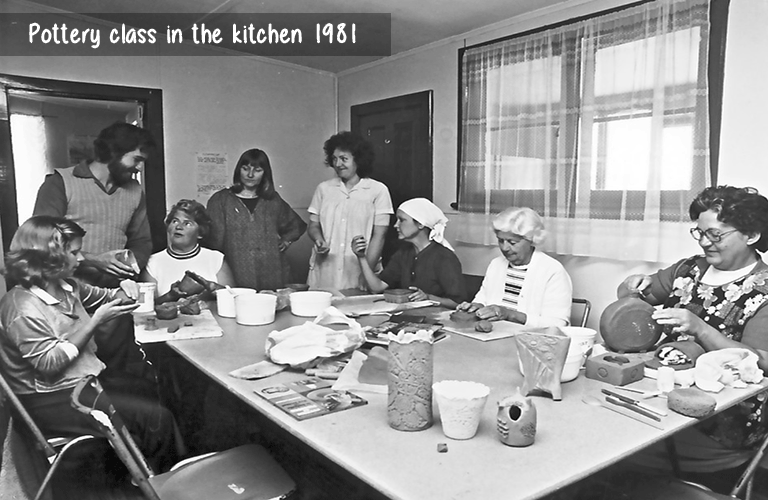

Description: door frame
[350,90,433,200]
[0,74,166,253]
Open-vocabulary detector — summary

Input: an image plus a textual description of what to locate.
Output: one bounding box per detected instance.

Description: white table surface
[166,307,768,500]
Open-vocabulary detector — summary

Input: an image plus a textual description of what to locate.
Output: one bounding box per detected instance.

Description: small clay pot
[383,289,411,304]
[176,274,205,295]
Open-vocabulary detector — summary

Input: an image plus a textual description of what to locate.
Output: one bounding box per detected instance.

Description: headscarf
[398,198,454,251]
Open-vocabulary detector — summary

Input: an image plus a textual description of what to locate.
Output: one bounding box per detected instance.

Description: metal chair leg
[33,435,100,500]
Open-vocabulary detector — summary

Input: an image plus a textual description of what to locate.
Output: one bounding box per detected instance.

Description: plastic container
[135,282,156,313]
[289,291,332,317]
[432,380,490,440]
[215,288,256,318]
[235,293,277,326]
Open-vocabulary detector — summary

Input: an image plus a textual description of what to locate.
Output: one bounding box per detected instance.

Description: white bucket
[561,351,587,382]
[215,288,256,318]
[235,293,277,326]
[289,291,332,317]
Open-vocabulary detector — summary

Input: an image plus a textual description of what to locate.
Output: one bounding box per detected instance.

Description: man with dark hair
[33,122,156,372]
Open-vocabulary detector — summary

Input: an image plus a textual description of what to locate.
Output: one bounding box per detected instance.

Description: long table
[166,307,768,500]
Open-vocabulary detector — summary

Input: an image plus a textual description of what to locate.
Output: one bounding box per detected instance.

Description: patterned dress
[207,189,306,291]
[658,256,768,450]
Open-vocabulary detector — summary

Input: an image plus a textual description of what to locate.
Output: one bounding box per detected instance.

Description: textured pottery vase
[599,292,661,353]
[497,388,537,447]
[387,339,433,431]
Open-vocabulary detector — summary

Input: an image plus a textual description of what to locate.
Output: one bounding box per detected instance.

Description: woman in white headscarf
[351,198,466,308]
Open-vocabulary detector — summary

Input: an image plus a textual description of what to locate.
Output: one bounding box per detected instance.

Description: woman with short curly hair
[142,199,234,296]
[618,185,768,487]
[307,131,394,290]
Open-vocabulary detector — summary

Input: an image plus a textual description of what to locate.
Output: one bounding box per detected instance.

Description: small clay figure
[474,320,494,333]
[144,317,158,331]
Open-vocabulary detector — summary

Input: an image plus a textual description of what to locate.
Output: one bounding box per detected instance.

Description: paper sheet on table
[134,309,223,343]
[229,360,287,380]
[433,310,524,341]
[332,294,438,317]
[333,350,388,394]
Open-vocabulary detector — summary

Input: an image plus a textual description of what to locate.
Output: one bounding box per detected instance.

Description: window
[457,0,724,262]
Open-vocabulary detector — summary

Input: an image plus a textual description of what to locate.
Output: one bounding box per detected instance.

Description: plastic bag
[265,306,365,369]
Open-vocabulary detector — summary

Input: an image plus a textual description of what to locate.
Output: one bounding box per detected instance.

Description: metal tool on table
[601,389,668,417]
[582,395,664,430]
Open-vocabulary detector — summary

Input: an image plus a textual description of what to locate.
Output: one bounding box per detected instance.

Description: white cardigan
[473,250,573,327]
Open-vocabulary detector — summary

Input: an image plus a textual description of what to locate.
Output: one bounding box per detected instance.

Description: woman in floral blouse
[617,185,768,489]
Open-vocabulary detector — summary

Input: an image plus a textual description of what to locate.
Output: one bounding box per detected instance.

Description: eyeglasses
[689,227,739,243]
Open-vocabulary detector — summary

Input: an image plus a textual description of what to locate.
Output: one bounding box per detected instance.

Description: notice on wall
[196,152,228,205]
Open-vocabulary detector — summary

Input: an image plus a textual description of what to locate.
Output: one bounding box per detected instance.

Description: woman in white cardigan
[456,207,573,327]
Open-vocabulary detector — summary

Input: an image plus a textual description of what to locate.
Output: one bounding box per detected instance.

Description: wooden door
[351,90,432,264]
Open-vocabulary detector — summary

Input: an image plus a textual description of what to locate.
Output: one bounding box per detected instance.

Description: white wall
[336,0,768,329]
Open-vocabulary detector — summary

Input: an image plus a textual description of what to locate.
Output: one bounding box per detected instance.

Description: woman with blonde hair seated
[456,207,572,327]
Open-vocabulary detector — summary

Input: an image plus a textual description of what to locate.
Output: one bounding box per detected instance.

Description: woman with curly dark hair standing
[207,149,306,290]
[307,131,393,290]
[616,185,768,489]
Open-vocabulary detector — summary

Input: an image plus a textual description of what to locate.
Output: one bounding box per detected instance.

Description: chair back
[70,375,297,500]
[70,375,160,499]
[571,298,591,328]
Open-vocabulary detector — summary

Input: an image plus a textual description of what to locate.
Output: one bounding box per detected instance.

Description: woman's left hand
[408,287,428,302]
[476,305,506,321]
[652,308,709,336]
[119,279,140,301]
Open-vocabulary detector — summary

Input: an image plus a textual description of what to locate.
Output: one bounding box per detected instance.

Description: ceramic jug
[496,388,537,447]
[599,292,661,353]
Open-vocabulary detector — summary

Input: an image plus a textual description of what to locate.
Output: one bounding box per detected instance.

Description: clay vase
[599,292,661,353]
[496,388,537,447]
[387,339,433,431]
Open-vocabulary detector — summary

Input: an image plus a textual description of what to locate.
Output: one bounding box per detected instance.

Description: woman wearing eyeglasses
[455,206,573,327]
[617,185,768,489]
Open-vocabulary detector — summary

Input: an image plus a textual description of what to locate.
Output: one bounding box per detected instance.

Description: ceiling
[19,0,570,73]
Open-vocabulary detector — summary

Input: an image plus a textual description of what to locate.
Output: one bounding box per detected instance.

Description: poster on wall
[195,152,228,205]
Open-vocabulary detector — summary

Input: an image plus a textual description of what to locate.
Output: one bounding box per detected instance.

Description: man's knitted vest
[56,167,142,256]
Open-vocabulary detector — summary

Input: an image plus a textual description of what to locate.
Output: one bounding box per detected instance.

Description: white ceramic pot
[289,291,332,317]
[235,293,277,326]
[215,288,256,318]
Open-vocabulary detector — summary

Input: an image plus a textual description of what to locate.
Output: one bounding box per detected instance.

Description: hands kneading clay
[450,310,495,333]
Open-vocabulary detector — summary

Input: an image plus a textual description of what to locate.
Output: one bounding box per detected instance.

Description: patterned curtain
[457,0,710,262]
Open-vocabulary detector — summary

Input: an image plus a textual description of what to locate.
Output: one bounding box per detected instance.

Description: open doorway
[0,74,166,258]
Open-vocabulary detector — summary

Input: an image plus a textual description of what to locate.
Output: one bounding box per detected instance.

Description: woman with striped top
[456,207,573,327]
